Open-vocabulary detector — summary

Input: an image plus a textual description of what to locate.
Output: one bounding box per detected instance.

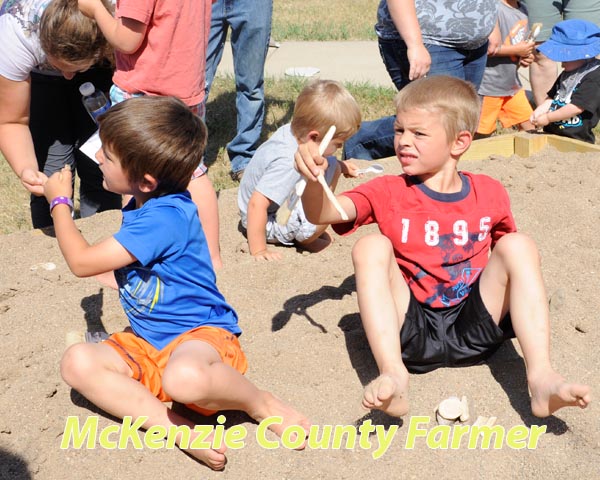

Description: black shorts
[400,278,515,373]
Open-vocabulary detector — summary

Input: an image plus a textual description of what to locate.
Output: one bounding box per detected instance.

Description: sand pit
[0,146,598,479]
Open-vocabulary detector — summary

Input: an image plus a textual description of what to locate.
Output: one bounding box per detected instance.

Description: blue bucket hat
[537,19,600,62]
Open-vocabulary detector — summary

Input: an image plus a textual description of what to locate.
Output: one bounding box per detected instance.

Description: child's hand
[295,140,327,182]
[44,166,73,203]
[531,112,551,127]
[78,0,101,18]
[519,53,534,68]
[251,248,283,261]
[340,160,360,178]
[513,41,535,58]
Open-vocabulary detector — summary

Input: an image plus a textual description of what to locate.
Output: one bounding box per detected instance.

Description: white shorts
[266,160,339,245]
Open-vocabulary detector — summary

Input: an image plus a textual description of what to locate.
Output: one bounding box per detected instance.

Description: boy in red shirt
[295,75,591,418]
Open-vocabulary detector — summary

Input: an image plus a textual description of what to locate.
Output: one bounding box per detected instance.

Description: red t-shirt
[333,172,516,308]
[113,0,212,106]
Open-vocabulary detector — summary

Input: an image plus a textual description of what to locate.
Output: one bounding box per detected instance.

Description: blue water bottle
[79,82,111,124]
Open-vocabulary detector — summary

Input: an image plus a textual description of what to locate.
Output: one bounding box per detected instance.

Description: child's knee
[162,363,211,401]
[352,233,394,266]
[495,232,540,261]
[60,343,96,386]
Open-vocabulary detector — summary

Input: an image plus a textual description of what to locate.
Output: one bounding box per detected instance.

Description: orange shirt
[113,0,212,106]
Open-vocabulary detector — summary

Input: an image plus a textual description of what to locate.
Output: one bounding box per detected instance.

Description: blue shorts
[400,277,515,373]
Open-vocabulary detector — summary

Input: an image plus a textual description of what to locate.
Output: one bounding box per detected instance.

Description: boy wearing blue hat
[530,19,600,143]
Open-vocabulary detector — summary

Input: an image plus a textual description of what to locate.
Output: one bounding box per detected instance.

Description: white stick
[318,125,337,156]
[276,125,343,224]
[295,126,337,197]
[527,22,542,42]
[317,174,348,220]
[313,126,348,220]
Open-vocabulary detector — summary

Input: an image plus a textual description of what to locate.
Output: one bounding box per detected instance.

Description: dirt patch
[0,147,598,479]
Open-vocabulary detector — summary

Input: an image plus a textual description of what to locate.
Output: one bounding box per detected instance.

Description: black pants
[29,67,121,228]
[400,278,515,373]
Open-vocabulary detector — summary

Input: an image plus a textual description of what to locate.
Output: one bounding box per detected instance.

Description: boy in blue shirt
[44,96,309,470]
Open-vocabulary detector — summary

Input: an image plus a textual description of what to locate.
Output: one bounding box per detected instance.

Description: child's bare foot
[251,391,311,449]
[528,369,591,417]
[362,372,409,417]
[181,430,228,471]
[298,231,333,253]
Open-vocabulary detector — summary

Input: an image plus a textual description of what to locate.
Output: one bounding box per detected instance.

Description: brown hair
[394,76,481,139]
[40,0,112,65]
[98,96,207,197]
[291,79,361,142]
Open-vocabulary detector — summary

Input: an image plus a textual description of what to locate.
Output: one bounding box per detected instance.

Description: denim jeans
[29,68,122,228]
[205,0,273,174]
[343,40,488,161]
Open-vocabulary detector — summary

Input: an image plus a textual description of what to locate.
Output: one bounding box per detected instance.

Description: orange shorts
[477,89,533,135]
[105,326,248,415]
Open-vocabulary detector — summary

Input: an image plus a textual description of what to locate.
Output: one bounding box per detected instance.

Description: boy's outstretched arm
[531,102,584,127]
[44,168,136,278]
[78,0,146,54]
[491,40,535,59]
[295,141,356,225]
[246,191,282,261]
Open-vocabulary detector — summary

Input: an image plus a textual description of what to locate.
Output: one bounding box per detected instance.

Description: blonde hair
[40,0,112,65]
[291,79,361,141]
[394,76,481,139]
[98,96,207,198]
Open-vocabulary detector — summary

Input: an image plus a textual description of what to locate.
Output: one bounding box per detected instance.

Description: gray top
[479,1,528,97]
[238,123,339,227]
[238,124,304,226]
[375,0,498,50]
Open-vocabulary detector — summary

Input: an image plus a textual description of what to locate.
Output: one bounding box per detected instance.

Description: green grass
[272,0,379,41]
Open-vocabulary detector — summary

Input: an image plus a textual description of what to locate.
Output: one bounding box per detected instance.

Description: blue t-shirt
[113,192,240,350]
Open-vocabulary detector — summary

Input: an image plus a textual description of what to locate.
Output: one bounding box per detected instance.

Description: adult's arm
[386,0,430,81]
[0,74,47,195]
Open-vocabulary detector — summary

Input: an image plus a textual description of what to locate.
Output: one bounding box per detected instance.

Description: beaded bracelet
[49,196,74,214]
